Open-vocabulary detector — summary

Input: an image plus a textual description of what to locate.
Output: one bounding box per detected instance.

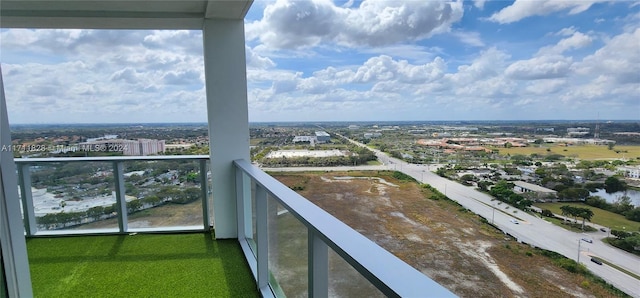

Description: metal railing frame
[233,159,455,298]
[14,155,455,296]
[15,155,210,236]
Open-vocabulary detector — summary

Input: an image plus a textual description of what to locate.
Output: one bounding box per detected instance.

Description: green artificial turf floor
[27,232,258,298]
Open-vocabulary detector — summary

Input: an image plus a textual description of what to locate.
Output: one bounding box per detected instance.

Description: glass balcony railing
[14,155,454,296]
[233,159,455,297]
[15,155,211,236]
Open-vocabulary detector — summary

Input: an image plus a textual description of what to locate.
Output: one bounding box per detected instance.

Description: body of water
[590,188,640,207]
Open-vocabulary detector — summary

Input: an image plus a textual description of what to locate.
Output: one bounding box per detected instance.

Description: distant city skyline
[1,0,639,124]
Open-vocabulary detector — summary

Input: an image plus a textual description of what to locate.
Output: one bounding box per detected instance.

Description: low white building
[364,132,382,139]
[315,131,331,143]
[292,136,316,143]
[513,181,557,201]
[619,166,640,179]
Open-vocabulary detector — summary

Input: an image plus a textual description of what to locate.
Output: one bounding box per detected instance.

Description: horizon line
[8,119,638,126]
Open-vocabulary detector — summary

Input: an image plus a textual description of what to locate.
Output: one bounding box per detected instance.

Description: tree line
[37,185,201,229]
[584,195,640,222]
[608,230,640,256]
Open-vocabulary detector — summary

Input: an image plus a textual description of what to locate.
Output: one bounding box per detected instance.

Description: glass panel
[267,194,308,298]
[249,177,257,256]
[28,161,118,232]
[123,159,203,230]
[1,247,6,297]
[238,172,255,252]
[206,160,213,228]
[328,248,385,297]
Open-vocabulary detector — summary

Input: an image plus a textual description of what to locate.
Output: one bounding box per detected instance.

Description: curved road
[332,134,640,297]
[264,159,640,296]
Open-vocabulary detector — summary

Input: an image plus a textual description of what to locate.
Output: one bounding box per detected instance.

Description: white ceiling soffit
[0,0,253,29]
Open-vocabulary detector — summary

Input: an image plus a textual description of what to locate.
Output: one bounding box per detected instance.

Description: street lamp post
[492,204,495,225]
[577,239,581,263]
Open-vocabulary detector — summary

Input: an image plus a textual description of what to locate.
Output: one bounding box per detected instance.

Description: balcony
[0,1,454,296]
[12,156,455,297]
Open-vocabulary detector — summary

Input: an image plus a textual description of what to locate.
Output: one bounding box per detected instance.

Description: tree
[185,172,199,183]
[577,208,594,230]
[560,205,572,222]
[604,176,626,193]
[460,174,476,185]
[558,188,590,201]
[127,199,143,213]
[477,180,493,191]
[435,167,448,178]
[87,206,105,220]
[585,196,610,210]
[624,207,640,222]
[611,230,632,239]
[612,196,634,214]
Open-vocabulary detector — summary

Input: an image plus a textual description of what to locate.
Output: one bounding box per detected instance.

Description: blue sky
[1,0,639,124]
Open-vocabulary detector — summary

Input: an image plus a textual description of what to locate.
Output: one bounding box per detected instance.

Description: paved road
[402,162,639,297]
[319,135,640,297]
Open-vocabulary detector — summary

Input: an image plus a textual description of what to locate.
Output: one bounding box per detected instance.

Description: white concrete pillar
[0,66,33,296]
[202,19,250,239]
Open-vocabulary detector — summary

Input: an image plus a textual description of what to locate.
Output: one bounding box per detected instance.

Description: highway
[336,135,640,297]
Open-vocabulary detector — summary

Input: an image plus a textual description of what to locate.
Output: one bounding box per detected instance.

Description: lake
[590,188,640,207]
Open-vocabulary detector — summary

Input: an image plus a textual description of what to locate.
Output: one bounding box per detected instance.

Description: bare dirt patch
[273,171,617,298]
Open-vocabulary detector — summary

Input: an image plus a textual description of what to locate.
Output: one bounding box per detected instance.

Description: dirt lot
[272,171,620,298]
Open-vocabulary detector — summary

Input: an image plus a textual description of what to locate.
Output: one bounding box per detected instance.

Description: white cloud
[448,48,511,85]
[574,28,640,89]
[488,0,607,24]
[576,28,640,84]
[505,55,573,80]
[536,31,593,55]
[360,45,441,63]
[452,30,485,47]
[2,3,637,123]
[246,0,464,49]
[473,0,487,10]
[554,27,577,37]
[525,79,567,95]
[246,46,276,69]
[110,67,141,84]
[1,29,208,123]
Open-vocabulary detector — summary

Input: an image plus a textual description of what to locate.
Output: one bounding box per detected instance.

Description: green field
[250,138,266,146]
[499,145,640,160]
[535,202,640,231]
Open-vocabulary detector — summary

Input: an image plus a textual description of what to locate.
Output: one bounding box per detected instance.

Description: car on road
[591,257,603,265]
[600,228,607,232]
[581,238,593,243]
[510,219,519,224]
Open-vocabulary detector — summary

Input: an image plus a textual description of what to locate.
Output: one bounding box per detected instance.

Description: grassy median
[535,202,640,231]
